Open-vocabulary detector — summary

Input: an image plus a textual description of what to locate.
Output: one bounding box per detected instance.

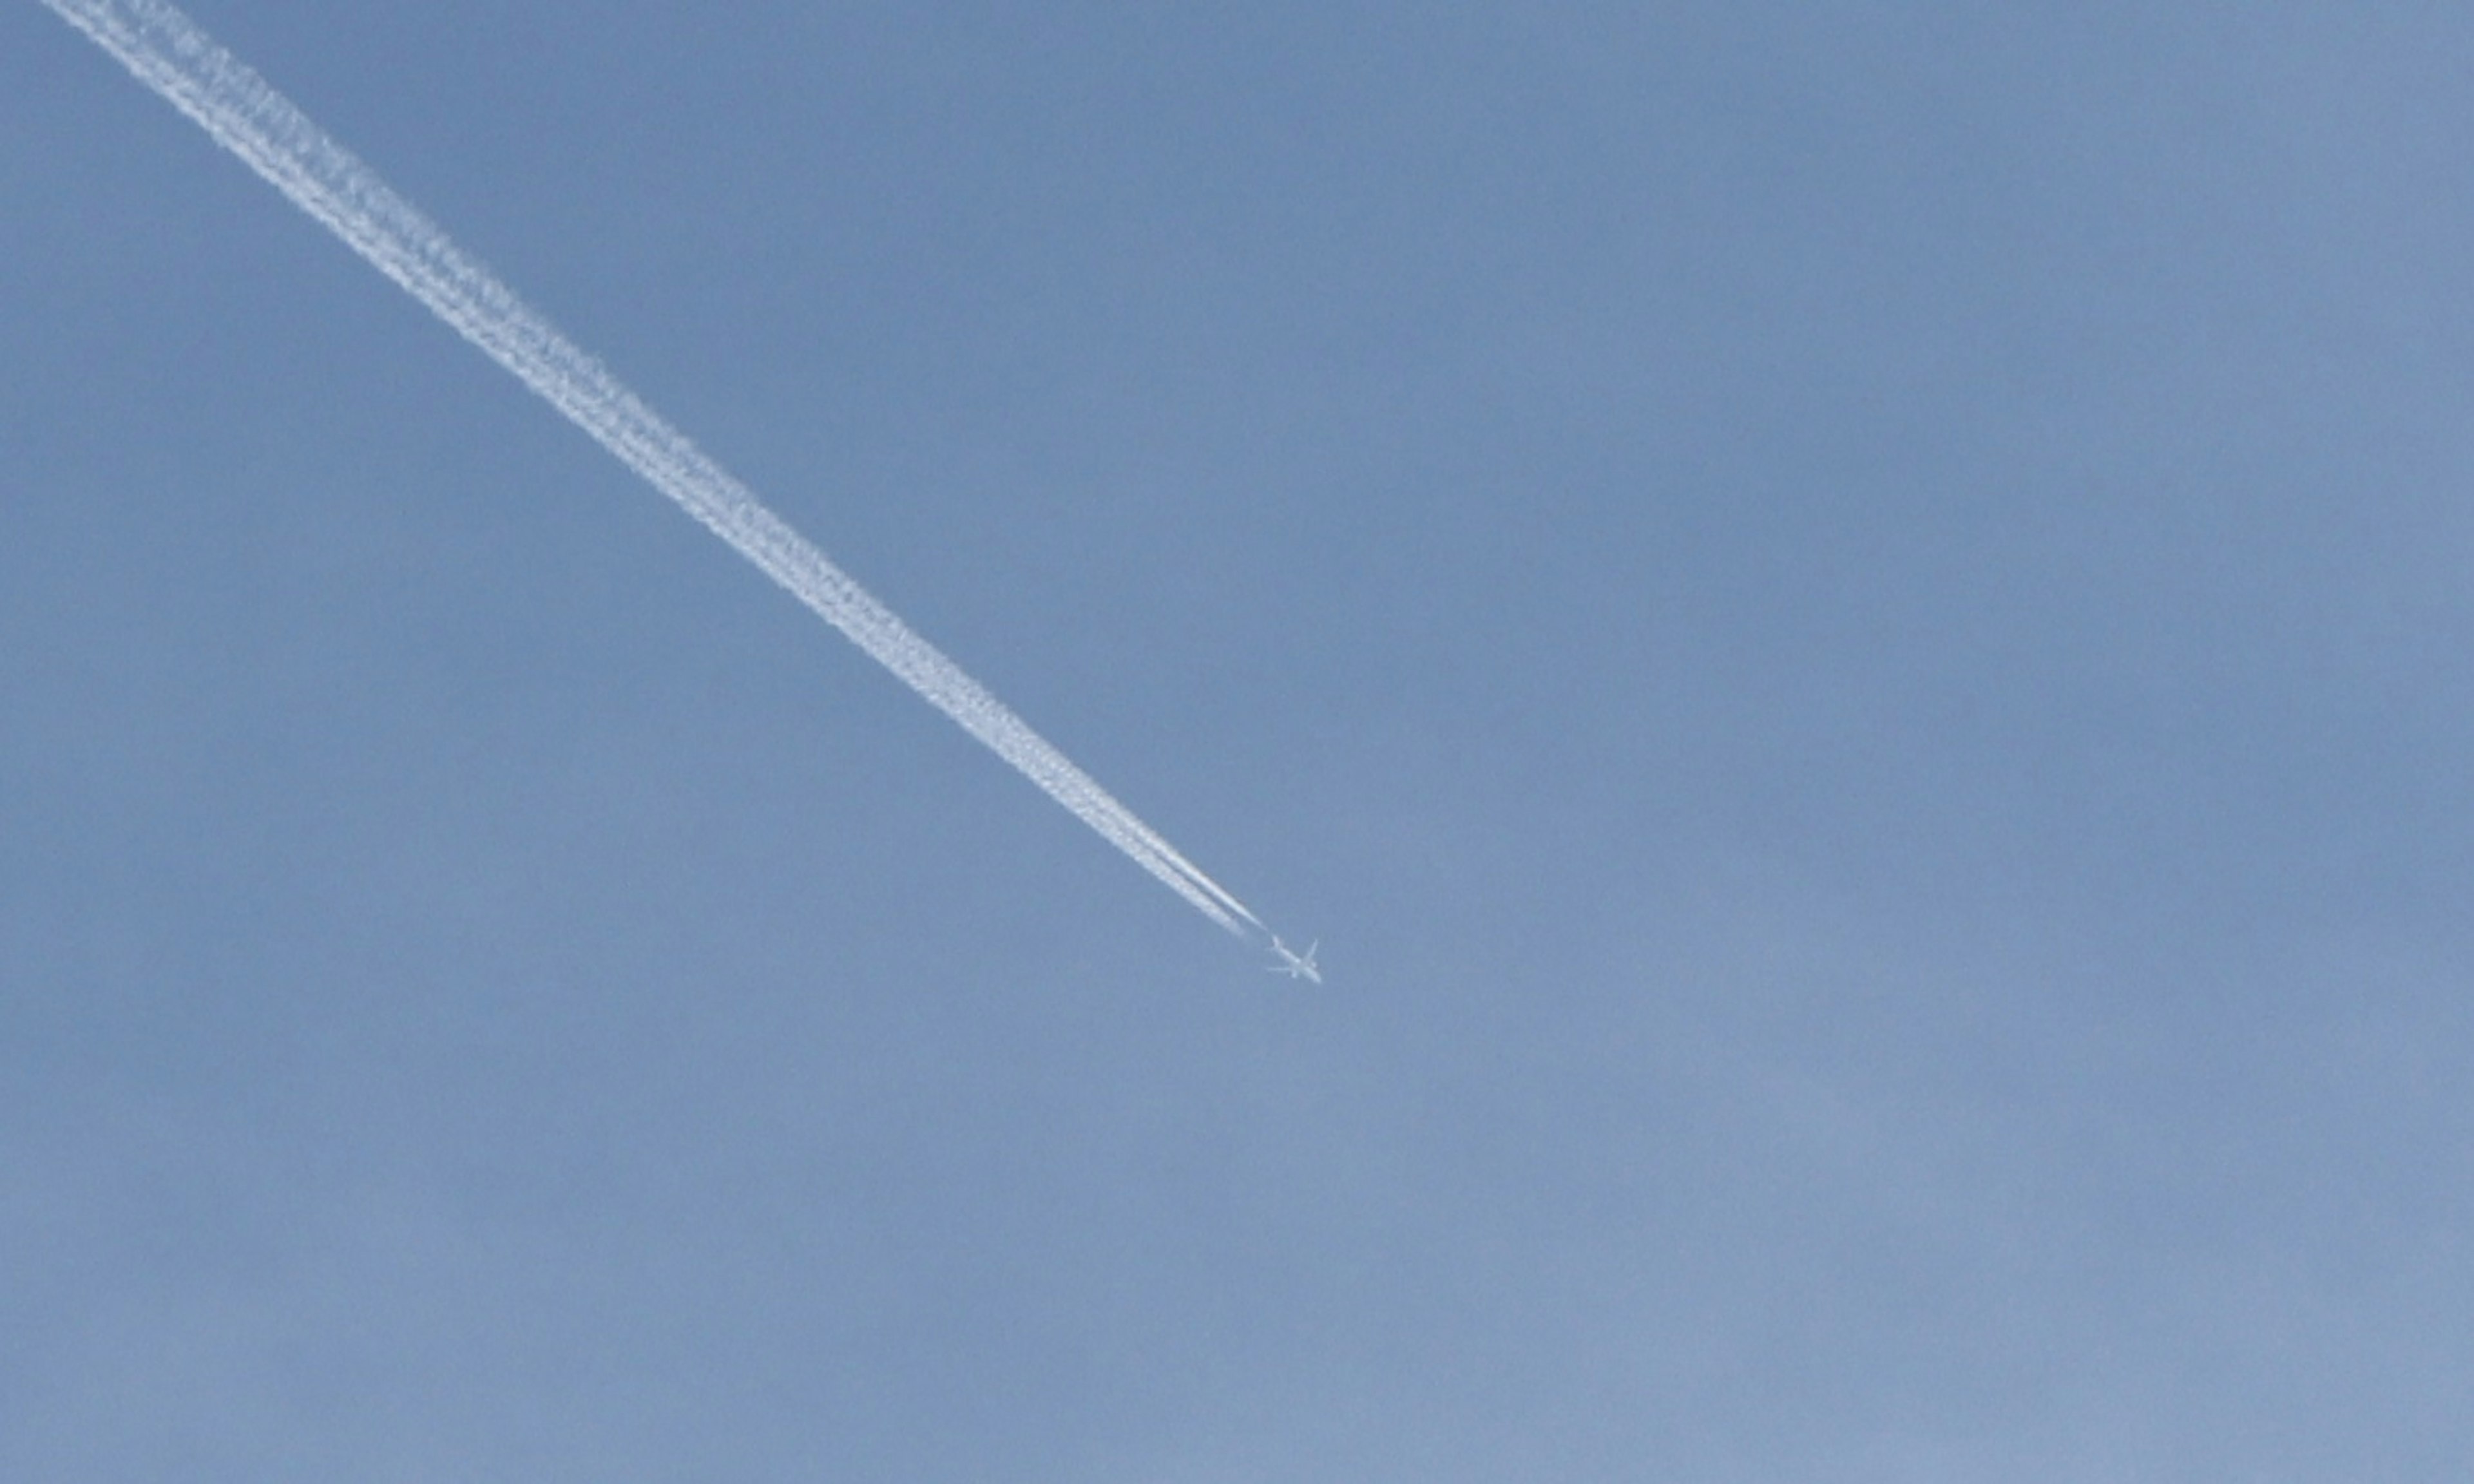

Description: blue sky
[7,3,2474,1478]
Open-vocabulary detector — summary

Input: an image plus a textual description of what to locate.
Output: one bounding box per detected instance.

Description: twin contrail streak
[42,0,1266,939]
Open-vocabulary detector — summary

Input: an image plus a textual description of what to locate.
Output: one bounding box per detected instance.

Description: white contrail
[41,0,1265,938]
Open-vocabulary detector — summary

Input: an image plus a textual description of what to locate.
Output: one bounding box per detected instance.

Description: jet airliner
[1267,937,1322,984]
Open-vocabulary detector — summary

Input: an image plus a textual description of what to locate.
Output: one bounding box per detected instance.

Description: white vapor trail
[42,0,1265,938]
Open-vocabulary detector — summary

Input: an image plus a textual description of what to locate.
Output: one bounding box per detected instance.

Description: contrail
[41,0,1265,939]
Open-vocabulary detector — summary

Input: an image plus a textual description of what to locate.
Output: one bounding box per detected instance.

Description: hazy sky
[7,4,2473,1479]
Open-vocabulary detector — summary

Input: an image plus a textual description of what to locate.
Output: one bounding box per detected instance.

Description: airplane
[1266,937,1322,984]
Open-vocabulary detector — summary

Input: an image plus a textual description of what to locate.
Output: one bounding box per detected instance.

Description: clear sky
[6,3,2472,1478]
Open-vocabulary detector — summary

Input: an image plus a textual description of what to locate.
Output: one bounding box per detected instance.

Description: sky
[5,3,2473,1478]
